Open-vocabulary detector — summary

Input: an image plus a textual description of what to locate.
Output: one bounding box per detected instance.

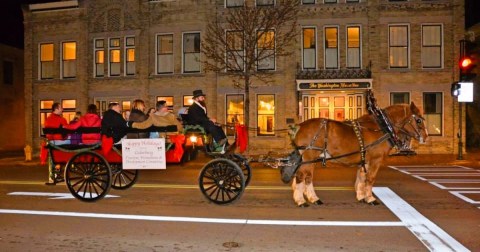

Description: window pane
[325,27,338,69]
[158,35,173,53]
[226,0,244,7]
[110,38,120,47]
[62,99,76,109]
[423,92,442,136]
[390,92,410,105]
[40,44,54,61]
[183,95,194,106]
[303,28,316,69]
[257,94,275,136]
[257,0,274,5]
[226,94,244,135]
[422,25,442,68]
[302,0,315,4]
[111,50,120,63]
[62,42,76,60]
[183,33,201,73]
[347,26,360,68]
[40,100,54,109]
[126,37,135,46]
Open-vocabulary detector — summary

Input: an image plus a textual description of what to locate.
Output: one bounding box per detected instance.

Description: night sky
[1,0,480,49]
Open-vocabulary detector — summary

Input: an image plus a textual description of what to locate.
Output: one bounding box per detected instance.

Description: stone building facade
[0,43,25,152]
[23,0,466,154]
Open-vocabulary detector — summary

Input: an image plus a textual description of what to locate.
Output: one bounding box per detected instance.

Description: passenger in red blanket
[44,102,70,145]
[65,104,102,145]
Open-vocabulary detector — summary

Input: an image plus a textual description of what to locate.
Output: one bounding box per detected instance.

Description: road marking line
[449,191,480,204]
[7,192,119,200]
[373,187,470,252]
[0,181,353,191]
[0,208,403,227]
[429,181,480,190]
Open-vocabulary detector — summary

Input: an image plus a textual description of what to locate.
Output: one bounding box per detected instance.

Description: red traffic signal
[460,57,472,69]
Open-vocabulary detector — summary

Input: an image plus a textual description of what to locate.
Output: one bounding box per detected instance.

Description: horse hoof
[312,200,323,205]
[297,203,309,208]
[358,199,366,203]
[367,200,380,206]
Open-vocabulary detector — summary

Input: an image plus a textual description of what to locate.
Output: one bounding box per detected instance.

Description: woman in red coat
[65,104,102,144]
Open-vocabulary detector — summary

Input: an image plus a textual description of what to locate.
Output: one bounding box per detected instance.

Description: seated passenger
[127,99,148,139]
[44,102,70,145]
[101,102,128,145]
[64,104,102,145]
[187,90,228,147]
[132,100,182,138]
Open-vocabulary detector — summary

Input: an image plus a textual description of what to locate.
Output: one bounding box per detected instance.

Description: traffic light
[459,56,476,81]
[451,82,461,96]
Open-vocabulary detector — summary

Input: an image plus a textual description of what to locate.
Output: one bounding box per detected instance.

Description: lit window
[157,34,174,74]
[109,38,121,76]
[62,41,76,78]
[183,95,194,107]
[125,37,135,76]
[423,92,442,136]
[94,39,105,77]
[389,25,409,68]
[40,100,54,132]
[302,27,316,69]
[40,43,54,79]
[257,94,275,136]
[61,99,77,122]
[226,94,244,135]
[183,32,201,73]
[157,96,174,111]
[422,24,442,68]
[257,30,275,71]
[347,26,361,68]
[226,30,244,72]
[324,27,338,69]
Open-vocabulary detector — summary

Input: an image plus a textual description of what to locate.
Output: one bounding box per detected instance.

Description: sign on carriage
[122,138,166,169]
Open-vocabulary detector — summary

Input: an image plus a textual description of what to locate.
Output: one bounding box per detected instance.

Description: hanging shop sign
[297,81,371,91]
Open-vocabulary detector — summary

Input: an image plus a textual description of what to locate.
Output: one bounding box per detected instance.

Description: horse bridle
[394,113,426,143]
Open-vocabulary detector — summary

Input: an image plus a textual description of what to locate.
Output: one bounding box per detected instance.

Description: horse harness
[295,118,391,173]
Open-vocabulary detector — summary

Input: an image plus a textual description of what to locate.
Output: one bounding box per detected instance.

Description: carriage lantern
[185,133,204,147]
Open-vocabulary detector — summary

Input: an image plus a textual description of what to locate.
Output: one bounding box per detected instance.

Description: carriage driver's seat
[179,113,226,153]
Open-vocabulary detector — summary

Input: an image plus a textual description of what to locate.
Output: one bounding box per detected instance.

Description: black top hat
[193,89,206,98]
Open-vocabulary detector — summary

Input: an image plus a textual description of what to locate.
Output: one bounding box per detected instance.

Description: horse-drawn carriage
[42,91,427,206]
[42,124,252,204]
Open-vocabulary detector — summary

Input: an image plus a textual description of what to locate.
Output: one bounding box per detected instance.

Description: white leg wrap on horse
[355,169,366,201]
[305,182,320,203]
[292,178,306,206]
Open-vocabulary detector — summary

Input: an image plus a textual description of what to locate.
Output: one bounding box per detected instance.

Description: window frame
[226,0,244,7]
[225,94,245,136]
[256,0,274,6]
[156,33,174,74]
[109,38,121,77]
[423,92,443,136]
[346,25,362,69]
[125,36,136,76]
[61,41,76,79]
[388,24,410,69]
[94,38,105,77]
[257,94,276,136]
[302,0,316,4]
[39,43,55,80]
[302,26,317,70]
[324,26,339,69]
[226,30,245,72]
[182,32,201,74]
[421,24,443,69]
[390,92,410,105]
[256,29,276,71]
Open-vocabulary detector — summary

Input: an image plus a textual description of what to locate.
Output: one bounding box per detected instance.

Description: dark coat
[101,109,127,143]
[187,102,210,125]
[127,109,148,139]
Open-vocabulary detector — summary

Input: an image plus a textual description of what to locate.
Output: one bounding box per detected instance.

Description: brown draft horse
[283,102,428,207]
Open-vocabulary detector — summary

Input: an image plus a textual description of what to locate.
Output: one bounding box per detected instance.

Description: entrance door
[302,92,364,122]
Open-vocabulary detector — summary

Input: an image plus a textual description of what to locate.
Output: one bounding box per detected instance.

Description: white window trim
[256,0,275,6]
[345,24,362,69]
[181,31,202,74]
[423,91,444,137]
[256,93,276,136]
[155,33,175,75]
[225,93,245,126]
[38,42,55,80]
[301,26,317,70]
[93,38,104,78]
[323,25,340,70]
[301,0,316,4]
[225,0,244,8]
[421,23,444,69]
[388,23,411,69]
[108,37,121,77]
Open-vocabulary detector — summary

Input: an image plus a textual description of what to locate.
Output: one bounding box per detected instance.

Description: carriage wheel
[228,154,251,187]
[198,158,245,205]
[65,151,112,202]
[110,164,139,190]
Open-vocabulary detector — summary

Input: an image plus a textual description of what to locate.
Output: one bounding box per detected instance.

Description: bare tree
[202,0,300,146]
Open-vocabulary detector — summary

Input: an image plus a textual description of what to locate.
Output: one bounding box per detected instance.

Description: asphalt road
[0,154,479,251]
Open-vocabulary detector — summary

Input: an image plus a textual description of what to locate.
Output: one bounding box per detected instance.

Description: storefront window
[226,94,244,135]
[257,94,275,136]
[157,96,174,111]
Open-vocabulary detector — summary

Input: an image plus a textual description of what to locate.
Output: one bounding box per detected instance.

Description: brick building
[23,0,466,154]
[0,43,25,152]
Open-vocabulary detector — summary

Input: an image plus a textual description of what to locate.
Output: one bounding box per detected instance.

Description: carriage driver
[187,90,228,147]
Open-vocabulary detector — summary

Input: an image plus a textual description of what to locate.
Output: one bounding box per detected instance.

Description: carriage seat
[179,114,206,135]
